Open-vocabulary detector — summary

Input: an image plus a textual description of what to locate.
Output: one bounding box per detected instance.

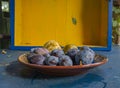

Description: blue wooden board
[0,45,120,88]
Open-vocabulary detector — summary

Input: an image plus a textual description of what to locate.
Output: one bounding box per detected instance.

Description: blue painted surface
[107,0,113,51]
[0,45,120,88]
[10,0,113,51]
[10,46,41,51]
[10,46,110,51]
[10,0,15,50]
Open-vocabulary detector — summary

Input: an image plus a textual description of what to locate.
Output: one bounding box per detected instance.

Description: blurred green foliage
[112,6,120,44]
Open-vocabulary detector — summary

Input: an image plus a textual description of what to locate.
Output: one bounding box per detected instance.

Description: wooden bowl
[18,54,108,76]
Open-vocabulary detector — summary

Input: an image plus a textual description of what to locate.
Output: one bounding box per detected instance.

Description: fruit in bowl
[44,56,59,66]
[75,46,95,65]
[18,41,108,76]
[63,44,78,54]
[44,40,62,52]
[66,48,79,65]
[24,40,105,67]
[27,43,96,66]
[59,55,73,66]
[30,47,50,57]
[18,53,108,76]
[27,53,46,65]
[50,49,65,57]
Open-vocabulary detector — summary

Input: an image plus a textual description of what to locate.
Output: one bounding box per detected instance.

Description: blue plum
[75,46,95,65]
[30,47,49,56]
[59,55,73,66]
[44,56,59,66]
[28,54,46,65]
[50,49,65,57]
[66,48,79,64]
[43,53,50,58]
[26,53,37,63]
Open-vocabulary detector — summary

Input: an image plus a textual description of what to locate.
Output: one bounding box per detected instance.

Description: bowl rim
[18,54,108,69]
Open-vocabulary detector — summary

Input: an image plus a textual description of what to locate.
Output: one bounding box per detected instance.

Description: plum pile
[26,41,96,66]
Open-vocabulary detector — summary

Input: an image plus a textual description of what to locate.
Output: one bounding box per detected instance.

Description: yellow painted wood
[15,0,22,46]
[100,0,108,46]
[15,0,108,47]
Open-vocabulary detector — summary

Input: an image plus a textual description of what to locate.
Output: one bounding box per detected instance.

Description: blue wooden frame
[10,0,113,51]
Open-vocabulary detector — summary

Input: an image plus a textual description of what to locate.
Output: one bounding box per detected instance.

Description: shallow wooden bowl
[18,54,108,76]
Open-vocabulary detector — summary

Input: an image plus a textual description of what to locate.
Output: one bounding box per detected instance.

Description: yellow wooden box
[10,0,113,50]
